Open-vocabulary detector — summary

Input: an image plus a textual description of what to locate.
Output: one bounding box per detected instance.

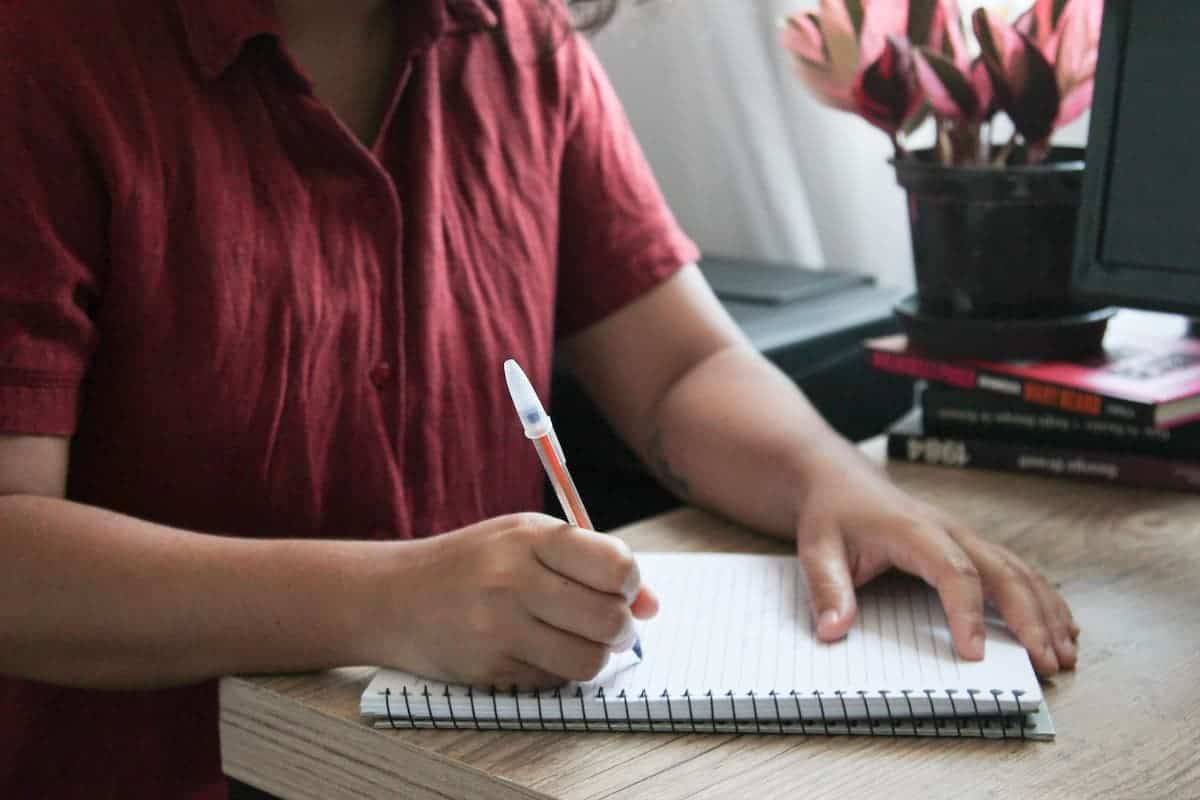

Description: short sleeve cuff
[0,370,82,436]
[555,232,700,339]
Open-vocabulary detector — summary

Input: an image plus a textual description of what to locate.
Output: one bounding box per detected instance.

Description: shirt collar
[176,0,499,81]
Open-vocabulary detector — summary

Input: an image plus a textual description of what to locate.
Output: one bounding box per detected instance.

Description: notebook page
[362,553,1043,723]
[583,554,1041,709]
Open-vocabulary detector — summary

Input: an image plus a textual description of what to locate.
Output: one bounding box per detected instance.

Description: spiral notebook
[361,553,1053,739]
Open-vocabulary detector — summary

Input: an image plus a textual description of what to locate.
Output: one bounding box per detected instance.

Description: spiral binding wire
[380,685,1034,739]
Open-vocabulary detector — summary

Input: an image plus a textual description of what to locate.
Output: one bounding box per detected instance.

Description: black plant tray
[893,295,1116,361]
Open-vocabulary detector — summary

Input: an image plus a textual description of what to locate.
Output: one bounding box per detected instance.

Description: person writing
[0,0,1078,796]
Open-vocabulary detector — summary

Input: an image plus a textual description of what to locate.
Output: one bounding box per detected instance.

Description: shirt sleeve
[0,54,107,436]
[553,34,700,340]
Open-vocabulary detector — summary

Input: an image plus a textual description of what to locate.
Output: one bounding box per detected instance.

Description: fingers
[886,522,986,661]
[630,584,659,620]
[530,521,643,602]
[515,617,613,683]
[510,515,653,656]
[1027,568,1078,670]
[487,659,564,693]
[944,521,1079,677]
[796,532,858,641]
[978,552,1056,673]
[521,566,639,651]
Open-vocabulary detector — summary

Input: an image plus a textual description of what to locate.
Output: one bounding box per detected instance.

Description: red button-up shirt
[0,0,697,795]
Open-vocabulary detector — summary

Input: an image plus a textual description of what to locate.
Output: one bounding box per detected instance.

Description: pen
[504,358,643,660]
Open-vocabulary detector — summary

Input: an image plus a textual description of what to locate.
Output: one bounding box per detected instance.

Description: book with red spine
[865,333,1200,429]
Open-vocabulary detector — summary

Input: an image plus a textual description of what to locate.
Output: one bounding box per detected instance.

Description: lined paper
[362,553,1044,729]
[583,554,1027,700]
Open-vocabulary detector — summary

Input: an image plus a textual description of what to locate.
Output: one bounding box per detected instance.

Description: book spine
[887,429,1200,493]
[920,387,1200,457]
[867,350,1157,427]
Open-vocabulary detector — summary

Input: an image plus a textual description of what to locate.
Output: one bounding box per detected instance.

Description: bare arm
[0,436,653,692]
[561,265,1078,676]
[559,266,825,536]
[0,434,390,688]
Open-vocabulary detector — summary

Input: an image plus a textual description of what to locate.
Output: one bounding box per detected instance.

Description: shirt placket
[354,77,412,539]
[264,46,414,538]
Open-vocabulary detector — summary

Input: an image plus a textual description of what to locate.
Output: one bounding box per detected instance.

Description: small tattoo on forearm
[647,428,691,499]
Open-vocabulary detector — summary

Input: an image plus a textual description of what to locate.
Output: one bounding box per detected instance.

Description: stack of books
[864,327,1200,493]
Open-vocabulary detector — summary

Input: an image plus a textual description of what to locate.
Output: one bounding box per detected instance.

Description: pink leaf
[781,13,859,112]
[937,0,970,67]
[1007,0,1066,60]
[844,0,866,34]
[1014,5,1035,36]
[1033,0,1063,50]
[913,47,980,121]
[797,64,861,112]
[859,0,967,68]
[853,35,923,135]
[907,0,939,46]
[819,0,862,89]
[858,0,910,65]
[1056,76,1093,128]
[1053,0,1103,95]
[971,57,996,120]
[917,0,969,67]
[781,13,827,64]
[973,8,1060,145]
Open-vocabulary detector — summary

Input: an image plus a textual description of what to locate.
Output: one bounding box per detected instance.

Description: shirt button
[369,362,392,388]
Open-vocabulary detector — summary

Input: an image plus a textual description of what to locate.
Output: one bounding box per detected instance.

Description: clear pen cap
[504,359,552,439]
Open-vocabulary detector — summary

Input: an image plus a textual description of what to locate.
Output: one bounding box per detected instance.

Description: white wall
[591,0,1089,289]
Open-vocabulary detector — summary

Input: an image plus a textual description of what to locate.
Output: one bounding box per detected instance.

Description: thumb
[629,584,659,619]
[797,532,858,642]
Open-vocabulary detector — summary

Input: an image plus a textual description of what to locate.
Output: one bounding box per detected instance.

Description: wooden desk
[220,439,1200,799]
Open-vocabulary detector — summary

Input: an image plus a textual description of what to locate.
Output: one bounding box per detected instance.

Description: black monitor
[1072,0,1200,318]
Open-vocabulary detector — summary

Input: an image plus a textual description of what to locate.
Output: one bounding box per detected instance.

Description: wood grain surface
[220,439,1200,799]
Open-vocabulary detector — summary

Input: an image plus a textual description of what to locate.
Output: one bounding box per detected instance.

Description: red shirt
[0,0,696,796]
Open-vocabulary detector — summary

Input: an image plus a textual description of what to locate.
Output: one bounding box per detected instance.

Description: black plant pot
[891,146,1112,359]
[894,146,1090,319]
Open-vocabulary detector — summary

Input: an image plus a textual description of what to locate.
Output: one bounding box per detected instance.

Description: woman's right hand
[372,513,658,690]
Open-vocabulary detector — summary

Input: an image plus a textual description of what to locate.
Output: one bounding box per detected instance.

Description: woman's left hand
[791,449,1079,677]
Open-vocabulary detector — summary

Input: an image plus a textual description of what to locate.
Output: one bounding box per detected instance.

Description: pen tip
[632,639,643,660]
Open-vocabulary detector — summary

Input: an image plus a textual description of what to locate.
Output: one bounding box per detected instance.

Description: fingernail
[621,573,640,604]
[969,632,985,660]
[817,609,839,636]
[1043,644,1060,671]
[1060,636,1077,659]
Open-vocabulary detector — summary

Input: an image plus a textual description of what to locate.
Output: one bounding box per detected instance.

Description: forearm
[640,344,867,539]
[0,494,394,689]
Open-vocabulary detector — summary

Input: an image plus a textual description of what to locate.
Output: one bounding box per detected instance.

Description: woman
[0,1,1077,796]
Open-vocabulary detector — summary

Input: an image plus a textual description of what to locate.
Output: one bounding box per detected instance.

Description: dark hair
[566,0,618,32]
[475,0,618,60]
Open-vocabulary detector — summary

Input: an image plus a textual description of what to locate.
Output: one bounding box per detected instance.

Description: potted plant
[780,0,1107,356]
